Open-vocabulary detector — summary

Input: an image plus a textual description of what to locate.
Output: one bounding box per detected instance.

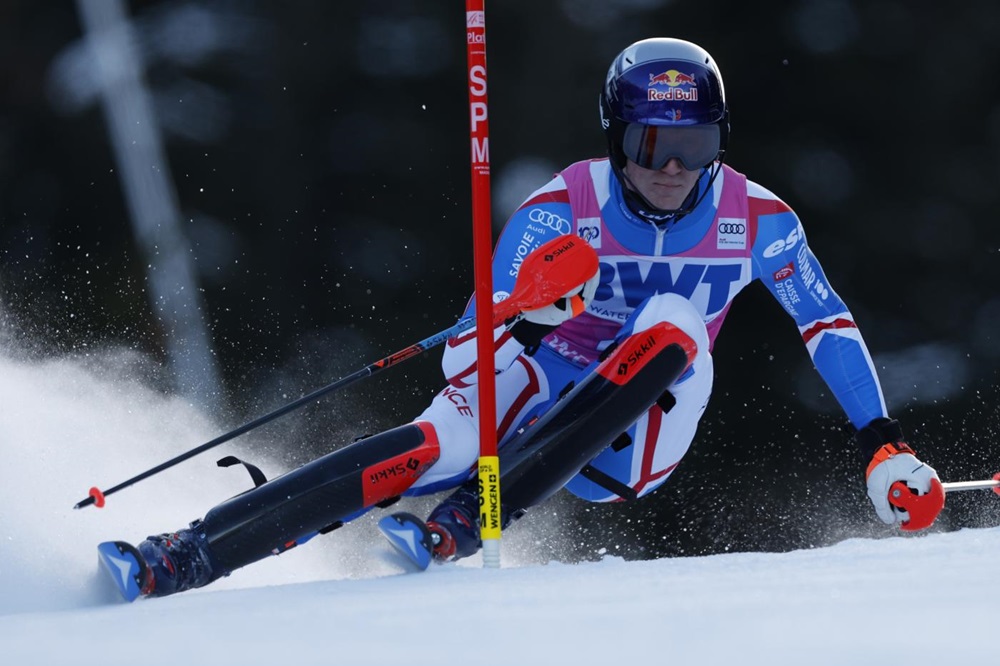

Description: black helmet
[600,38,729,172]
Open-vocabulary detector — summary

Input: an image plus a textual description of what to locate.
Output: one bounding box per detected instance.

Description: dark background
[2,0,999,559]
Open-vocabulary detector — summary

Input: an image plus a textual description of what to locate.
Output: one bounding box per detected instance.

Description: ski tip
[97,541,147,602]
[378,512,434,571]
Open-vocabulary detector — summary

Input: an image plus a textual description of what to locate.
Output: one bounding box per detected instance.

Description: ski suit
[407,158,887,503]
[99,158,892,601]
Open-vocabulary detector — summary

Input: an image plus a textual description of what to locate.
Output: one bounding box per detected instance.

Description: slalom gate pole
[73,317,477,510]
[465,0,502,568]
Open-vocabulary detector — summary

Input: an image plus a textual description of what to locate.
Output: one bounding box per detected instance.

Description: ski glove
[509,271,599,352]
[520,271,599,327]
[858,418,944,531]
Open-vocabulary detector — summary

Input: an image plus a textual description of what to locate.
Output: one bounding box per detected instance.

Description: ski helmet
[600,38,729,172]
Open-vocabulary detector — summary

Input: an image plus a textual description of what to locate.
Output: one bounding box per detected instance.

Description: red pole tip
[993,473,1000,496]
[89,487,106,508]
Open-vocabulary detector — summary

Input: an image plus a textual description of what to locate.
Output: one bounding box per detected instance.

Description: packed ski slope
[1,347,997,664]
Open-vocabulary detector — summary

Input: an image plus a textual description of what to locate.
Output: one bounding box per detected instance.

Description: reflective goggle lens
[622,123,720,170]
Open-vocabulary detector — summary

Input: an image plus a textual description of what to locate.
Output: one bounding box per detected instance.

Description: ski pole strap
[865,441,917,479]
[217,455,268,488]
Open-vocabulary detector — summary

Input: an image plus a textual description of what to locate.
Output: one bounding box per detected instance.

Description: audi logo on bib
[716,217,748,251]
[528,208,572,235]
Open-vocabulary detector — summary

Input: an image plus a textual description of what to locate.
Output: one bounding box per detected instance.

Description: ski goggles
[622,123,721,171]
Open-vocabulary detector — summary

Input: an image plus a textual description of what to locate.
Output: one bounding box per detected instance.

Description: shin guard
[202,421,439,573]
[500,322,696,513]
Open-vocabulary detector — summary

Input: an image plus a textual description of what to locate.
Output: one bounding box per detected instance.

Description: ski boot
[379,480,490,570]
[424,481,482,562]
[136,519,223,597]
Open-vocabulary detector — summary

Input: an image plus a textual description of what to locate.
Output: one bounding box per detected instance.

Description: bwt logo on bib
[595,260,745,315]
[528,208,571,234]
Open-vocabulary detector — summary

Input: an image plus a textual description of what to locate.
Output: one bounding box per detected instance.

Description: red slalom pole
[465,0,501,568]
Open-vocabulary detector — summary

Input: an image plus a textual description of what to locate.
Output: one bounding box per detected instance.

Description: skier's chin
[641,183,692,211]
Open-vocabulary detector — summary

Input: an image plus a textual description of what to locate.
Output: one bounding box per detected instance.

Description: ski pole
[74,317,476,510]
[888,472,1000,531]
[942,475,1000,494]
[74,233,598,511]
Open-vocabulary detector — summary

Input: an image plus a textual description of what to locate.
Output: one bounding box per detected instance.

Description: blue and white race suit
[408,159,886,502]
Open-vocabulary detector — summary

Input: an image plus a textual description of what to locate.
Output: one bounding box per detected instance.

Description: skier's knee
[408,399,480,492]
[630,293,709,360]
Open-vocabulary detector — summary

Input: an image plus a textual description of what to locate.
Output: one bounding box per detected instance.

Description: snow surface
[1,347,997,665]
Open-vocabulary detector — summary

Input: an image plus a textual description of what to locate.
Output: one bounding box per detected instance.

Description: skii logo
[626,334,658,368]
[369,457,422,485]
[602,329,673,385]
[773,262,795,281]
[616,334,657,378]
[544,239,576,262]
[648,70,698,101]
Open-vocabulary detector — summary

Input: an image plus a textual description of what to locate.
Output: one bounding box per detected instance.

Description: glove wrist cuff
[855,417,904,461]
[508,318,557,355]
[865,441,917,479]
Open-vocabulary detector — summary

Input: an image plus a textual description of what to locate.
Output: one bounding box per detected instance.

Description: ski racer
[106,37,944,599]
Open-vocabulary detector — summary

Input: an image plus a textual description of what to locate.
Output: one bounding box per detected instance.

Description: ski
[377,512,435,571]
[97,540,149,602]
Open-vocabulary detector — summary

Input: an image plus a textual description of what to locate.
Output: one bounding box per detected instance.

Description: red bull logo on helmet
[648,69,698,102]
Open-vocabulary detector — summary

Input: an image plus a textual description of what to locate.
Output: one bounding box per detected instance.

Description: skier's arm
[748,182,942,529]
[748,186,885,430]
[442,175,597,387]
